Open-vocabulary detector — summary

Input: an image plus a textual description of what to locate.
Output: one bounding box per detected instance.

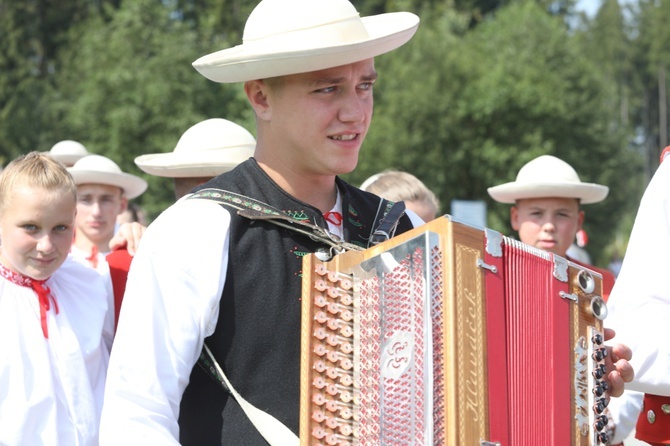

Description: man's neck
[256,160,338,214]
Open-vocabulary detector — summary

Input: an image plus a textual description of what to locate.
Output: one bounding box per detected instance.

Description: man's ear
[245,80,272,121]
[510,206,520,231]
[118,196,128,215]
[577,209,585,230]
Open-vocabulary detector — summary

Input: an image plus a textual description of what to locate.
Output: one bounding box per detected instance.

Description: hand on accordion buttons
[604,328,634,398]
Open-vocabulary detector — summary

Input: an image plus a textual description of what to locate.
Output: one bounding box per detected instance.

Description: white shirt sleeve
[100,198,231,444]
[607,389,644,443]
[606,160,670,396]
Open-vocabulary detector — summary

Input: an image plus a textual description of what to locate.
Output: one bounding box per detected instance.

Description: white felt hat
[68,155,148,199]
[47,140,90,166]
[134,119,255,178]
[487,155,609,204]
[192,0,420,83]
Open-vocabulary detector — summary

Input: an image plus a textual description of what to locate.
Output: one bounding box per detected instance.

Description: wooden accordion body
[300,216,610,445]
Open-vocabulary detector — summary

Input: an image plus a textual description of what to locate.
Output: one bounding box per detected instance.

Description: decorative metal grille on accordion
[300,215,610,445]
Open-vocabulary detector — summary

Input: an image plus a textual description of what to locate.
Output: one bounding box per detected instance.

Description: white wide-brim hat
[68,155,148,199]
[487,155,609,204]
[134,119,256,178]
[47,140,89,166]
[192,0,420,83]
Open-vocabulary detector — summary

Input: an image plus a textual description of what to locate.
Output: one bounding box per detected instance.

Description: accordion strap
[188,188,364,254]
[369,200,406,246]
[198,344,299,446]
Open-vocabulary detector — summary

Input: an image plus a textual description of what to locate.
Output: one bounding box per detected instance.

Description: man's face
[75,183,127,246]
[510,197,584,258]
[257,58,376,177]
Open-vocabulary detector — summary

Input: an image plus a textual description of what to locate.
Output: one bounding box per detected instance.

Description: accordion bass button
[338,278,352,290]
[312,426,327,439]
[595,415,608,430]
[339,325,353,338]
[592,364,607,379]
[593,397,608,414]
[314,294,328,308]
[339,424,353,436]
[339,293,353,306]
[314,360,328,373]
[339,342,353,354]
[312,410,327,423]
[314,328,327,340]
[339,374,353,386]
[591,333,604,345]
[314,343,327,356]
[313,376,327,389]
[315,264,328,276]
[312,392,326,405]
[315,279,328,291]
[339,407,353,420]
[592,348,608,362]
[316,311,329,324]
[327,270,339,283]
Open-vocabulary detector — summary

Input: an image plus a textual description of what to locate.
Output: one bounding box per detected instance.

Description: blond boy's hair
[0,152,77,213]
[361,170,440,210]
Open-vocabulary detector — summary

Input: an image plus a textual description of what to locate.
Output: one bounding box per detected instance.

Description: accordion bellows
[300,216,609,446]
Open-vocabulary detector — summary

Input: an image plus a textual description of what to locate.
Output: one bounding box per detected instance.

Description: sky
[576,0,602,17]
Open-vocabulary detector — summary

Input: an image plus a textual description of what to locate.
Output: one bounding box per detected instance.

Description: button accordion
[300,216,610,445]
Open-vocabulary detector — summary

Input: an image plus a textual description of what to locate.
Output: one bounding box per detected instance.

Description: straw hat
[192,0,420,83]
[47,140,89,166]
[134,119,256,178]
[68,155,148,199]
[487,155,609,204]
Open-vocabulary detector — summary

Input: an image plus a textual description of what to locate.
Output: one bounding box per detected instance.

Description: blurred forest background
[1,0,668,267]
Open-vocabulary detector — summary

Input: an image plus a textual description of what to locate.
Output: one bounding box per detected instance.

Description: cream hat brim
[487,155,609,204]
[487,182,609,204]
[69,155,148,199]
[135,146,254,178]
[193,12,419,83]
[134,118,256,178]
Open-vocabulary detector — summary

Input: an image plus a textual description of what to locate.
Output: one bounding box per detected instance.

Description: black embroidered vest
[178,159,414,445]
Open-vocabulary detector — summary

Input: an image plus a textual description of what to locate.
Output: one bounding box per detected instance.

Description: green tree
[0,0,92,163]
[352,1,643,264]
[49,0,253,219]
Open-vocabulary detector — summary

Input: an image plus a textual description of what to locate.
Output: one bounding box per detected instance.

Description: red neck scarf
[0,264,58,338]
[85,245,99,269]
[323,211,343,226]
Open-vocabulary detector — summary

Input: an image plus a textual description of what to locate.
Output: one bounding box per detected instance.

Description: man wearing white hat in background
[46,140,89,167]
[68,154,148,272]
[101,0,422,444]
[66,155,147,330]
[488,154,640,445]
[104,118,256,331]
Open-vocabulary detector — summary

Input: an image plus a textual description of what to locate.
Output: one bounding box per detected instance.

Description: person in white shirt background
[0,152,112,445]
